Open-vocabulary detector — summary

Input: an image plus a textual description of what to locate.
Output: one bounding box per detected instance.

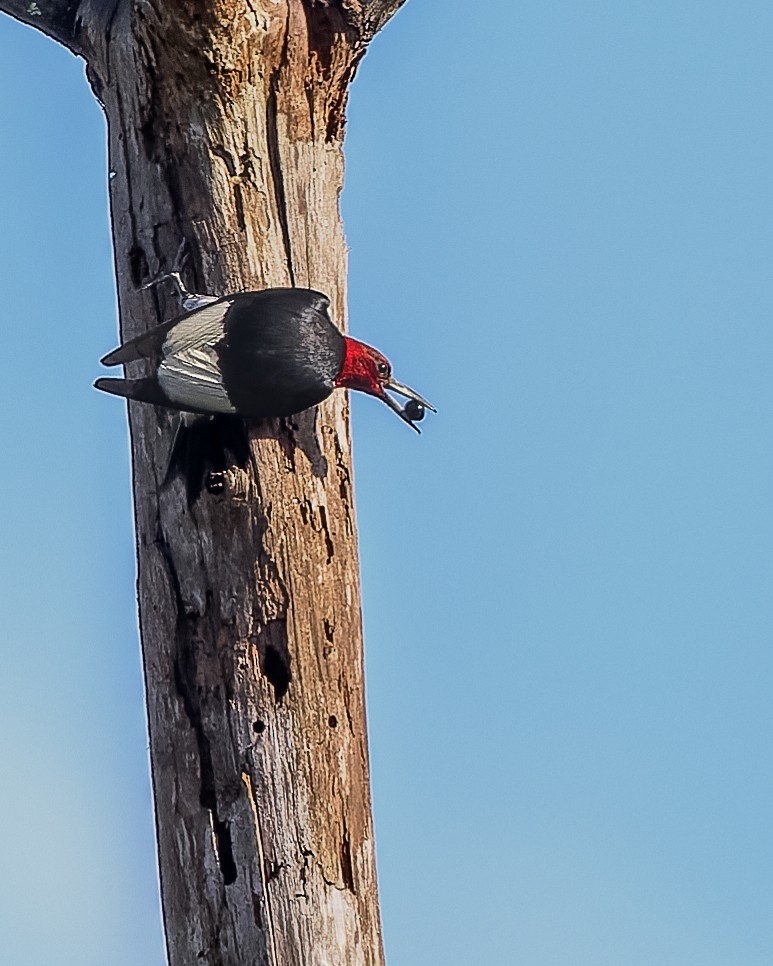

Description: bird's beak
[381,378,437,433]
[387,379,436,411]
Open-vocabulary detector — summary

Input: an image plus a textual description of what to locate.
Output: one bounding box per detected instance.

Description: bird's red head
[335,337,435,430]
[335,338,393,397]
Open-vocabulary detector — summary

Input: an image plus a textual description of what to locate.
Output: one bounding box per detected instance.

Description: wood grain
[0,0,410,962]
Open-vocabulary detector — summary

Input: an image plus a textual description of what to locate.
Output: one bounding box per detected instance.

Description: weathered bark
[0,0,84,52]
[0,1,407,963]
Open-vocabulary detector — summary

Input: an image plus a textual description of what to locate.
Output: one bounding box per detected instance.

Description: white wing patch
[157,299,237,414]
[161,298,234,354]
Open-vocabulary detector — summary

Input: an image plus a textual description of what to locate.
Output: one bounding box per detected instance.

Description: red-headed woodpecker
[96,287,434,429]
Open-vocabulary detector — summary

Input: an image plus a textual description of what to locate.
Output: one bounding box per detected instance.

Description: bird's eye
[376,361,390,378]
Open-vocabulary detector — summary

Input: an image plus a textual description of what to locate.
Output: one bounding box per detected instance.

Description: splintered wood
[0,0,408,963]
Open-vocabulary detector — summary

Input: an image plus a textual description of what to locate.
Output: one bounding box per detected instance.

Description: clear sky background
[1,1,773,964]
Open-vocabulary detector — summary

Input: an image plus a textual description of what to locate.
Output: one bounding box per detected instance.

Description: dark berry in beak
[402,399,425,422]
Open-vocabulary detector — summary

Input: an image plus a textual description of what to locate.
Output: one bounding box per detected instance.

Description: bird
[96,286,434,497]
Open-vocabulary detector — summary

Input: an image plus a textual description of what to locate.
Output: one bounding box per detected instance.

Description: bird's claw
[139,241,218,313]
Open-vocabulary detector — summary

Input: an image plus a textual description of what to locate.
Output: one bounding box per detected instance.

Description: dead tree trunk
[0,1,407,963]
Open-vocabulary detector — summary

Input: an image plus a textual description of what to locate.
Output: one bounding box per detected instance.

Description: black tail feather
[164,415,250,505]
[94,376,170,407]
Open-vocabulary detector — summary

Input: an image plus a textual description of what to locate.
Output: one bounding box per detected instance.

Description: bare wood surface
[0,0,87,52]
[0,0,409,963]
[362,0,409,39]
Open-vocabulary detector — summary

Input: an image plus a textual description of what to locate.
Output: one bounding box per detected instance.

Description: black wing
[100,294,237,366]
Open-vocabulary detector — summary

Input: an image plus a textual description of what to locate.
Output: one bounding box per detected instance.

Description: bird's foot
[140,240,219,313]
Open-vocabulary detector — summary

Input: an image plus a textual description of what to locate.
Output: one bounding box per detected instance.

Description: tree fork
[0,0,407,962]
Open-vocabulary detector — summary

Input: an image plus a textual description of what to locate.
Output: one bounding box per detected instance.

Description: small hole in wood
[263,642,291,702]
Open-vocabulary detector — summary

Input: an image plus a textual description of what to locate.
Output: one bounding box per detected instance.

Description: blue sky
[2,1,773,963]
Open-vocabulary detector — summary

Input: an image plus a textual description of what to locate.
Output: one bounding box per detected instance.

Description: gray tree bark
[0,2,407,963]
